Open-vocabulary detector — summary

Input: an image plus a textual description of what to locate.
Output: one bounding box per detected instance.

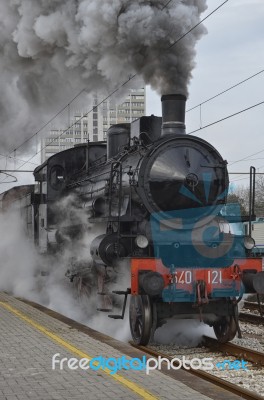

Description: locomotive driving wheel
[129,295,153,345]
[213,314,237,343]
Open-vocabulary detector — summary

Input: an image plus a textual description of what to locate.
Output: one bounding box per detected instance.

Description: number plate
[174,270,223,285]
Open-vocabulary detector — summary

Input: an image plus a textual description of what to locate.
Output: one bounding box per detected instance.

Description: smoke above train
[0,0,207,151]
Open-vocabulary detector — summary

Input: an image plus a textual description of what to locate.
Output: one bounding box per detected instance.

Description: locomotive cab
[33,142,107,252]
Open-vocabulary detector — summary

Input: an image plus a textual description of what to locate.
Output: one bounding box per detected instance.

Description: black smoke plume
[0,0,207,152]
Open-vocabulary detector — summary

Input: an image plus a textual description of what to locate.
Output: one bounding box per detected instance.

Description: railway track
[130,337,264,400]
[240,301,264,324]
[243,301,263,313]
[202,336,264,366]
[240,312,264,324]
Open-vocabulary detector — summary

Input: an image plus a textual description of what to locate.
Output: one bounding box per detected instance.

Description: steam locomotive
[1,94,264,345]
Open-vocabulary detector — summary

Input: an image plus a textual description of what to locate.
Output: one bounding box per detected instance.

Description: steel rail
[239,312,264,324]
[202,335,264,366]
[129,341,264,400]
[243,301,263,313]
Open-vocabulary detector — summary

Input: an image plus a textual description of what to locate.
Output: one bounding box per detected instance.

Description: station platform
[0,292,239,400]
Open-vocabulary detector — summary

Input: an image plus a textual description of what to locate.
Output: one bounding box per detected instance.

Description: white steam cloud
[0,0,207,152]
[0,206,216,345]
[0,206,131,342]
[154,319,214,346]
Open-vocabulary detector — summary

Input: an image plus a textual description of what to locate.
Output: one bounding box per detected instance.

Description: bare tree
[227,191,248,216]
[227,176,264,217]
[255,175,264,217]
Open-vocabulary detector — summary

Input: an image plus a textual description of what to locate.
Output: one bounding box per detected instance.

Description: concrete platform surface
[0,292,215,400]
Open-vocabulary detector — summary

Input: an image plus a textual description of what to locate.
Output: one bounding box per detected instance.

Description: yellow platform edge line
[0,301,158,400]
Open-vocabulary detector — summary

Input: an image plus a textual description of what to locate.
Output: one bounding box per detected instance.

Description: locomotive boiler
[5,94,264,345]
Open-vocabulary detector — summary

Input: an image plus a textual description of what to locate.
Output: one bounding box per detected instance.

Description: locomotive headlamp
[244,236,255,250]
[140,272,164,296]
[135,235,149,249]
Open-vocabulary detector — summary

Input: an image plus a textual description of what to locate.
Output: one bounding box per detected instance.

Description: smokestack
[161,94,186,136]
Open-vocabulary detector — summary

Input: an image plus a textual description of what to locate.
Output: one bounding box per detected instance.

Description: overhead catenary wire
[187,100,264,135]
[229,159,264,185]
[229,159,264,186]
[168,0,229,50]
[230,164,264,183]
[0,170,34,173]
[187,99,264,184]
[229,158,264,162]
[0,172,17,184]
[10,88,86,155]
[186,68,264,113]
[9,74,138,173]
[229,148,264,166]
[0,153,38,166]
[161,0,174,11]
[229,172,264,175]
[231,176,258,183]
[0,88,87,185]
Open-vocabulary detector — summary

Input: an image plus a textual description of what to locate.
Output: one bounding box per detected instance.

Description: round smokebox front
[138,137,228,215]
